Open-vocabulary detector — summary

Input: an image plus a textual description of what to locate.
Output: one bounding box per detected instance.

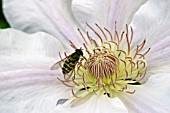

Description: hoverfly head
[76,48,83,56]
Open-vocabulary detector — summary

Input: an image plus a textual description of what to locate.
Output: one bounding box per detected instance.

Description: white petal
[120,73,170,113]
[147,36,170,74]
[56,95,128,113]
[0,28,64,71]
[72,0,147,32]
[0,28,64,58]
[0,56,56,72]
[3,0,84,46]
[0,69,70,113]
[130,0,170,47]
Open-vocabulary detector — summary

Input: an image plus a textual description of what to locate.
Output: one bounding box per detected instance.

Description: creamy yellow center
[58,23,150,99]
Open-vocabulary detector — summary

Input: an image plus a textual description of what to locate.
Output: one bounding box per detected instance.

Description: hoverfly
[51,48,83,79]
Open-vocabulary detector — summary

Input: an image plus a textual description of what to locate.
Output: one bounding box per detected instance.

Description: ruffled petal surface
[147,36,170,74]
[72,0,147,32]
[130,0,170,48]
[3,0,84,46]
[56,95,128,113]
[120,72,170,113]
[0,29,64,71]
[0,69,71,113]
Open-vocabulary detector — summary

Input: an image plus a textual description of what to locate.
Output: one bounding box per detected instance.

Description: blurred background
[0,0,9,28]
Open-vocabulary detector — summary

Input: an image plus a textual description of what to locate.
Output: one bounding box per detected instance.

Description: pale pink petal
[3,0,84,46]
[72,0,147,32]
[0,69,71,113]
[120,72,170,113]
[0,28,64,58]
[144,36,170,81]
[0,29,64,71]
[130,0,170,47]
[0,56,56,72]
[56,95,128,113]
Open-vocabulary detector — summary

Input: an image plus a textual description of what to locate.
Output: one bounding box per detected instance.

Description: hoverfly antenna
[69,40,77,49]
[80,47,84,50]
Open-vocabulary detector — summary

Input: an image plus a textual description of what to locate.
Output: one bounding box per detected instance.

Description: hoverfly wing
[50,59,65,70]
[64,70,74,80]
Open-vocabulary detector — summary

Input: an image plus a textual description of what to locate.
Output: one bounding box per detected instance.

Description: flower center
[57,22,150,99]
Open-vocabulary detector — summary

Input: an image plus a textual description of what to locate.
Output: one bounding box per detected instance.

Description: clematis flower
[1,0,170,113]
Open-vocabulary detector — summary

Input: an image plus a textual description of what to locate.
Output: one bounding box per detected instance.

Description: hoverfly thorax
[75,48,83,56]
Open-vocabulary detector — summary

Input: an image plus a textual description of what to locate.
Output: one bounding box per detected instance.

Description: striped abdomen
[62,52,81,74]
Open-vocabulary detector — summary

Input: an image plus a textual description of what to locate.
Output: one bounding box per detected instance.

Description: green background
[0,0,10,28]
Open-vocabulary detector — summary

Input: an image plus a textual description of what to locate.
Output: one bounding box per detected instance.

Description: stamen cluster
[58,22,150,99]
